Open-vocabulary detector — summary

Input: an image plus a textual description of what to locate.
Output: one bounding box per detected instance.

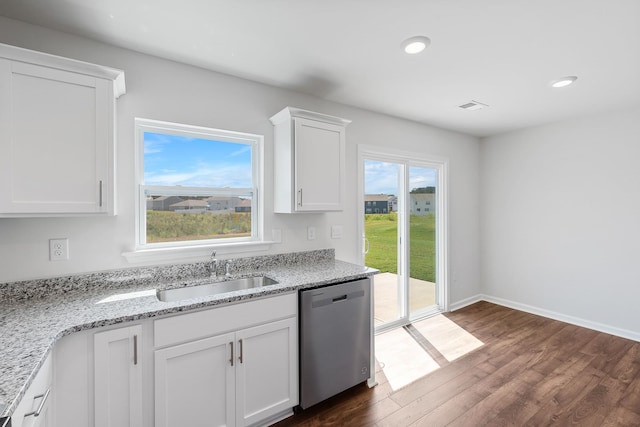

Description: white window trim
[123,118,271,263]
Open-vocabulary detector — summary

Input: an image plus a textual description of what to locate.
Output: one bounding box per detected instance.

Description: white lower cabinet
[94,325,143,427]
[49,293,297,427]
[53,323,147,427]
[154,293,298,427]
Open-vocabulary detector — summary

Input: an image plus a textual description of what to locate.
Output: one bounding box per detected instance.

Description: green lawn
[364,213,436,282]
[146,210,251,243]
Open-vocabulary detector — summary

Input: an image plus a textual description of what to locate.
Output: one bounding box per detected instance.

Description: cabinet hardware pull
[230,341,234,366]
[133,334,138,365]
[99,180,103,207]
[24,388,50,418]
[239,339,244,364]
[298,188,302,206]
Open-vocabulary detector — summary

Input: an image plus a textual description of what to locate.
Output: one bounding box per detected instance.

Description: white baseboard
[449,294,483,311]
[470,294,640,343]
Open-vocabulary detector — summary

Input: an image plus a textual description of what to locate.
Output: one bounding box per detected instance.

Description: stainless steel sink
[156,276,278,302]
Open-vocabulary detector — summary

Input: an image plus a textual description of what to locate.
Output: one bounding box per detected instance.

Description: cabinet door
[155,333,235,427]
[235,317,298,427]
[0,58,113,215]
[94,325,143,427]
[294,118,345,211]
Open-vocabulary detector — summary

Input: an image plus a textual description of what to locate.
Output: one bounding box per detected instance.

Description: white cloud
[146,164,252,188]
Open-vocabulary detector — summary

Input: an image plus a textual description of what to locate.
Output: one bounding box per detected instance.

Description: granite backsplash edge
[0,248,335,302]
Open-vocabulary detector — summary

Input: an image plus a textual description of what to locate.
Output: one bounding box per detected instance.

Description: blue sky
[365,160,436,195]
[144,132,252,188]
[144,133,435,195]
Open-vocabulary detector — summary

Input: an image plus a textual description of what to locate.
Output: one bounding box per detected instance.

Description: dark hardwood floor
[275,301,640,426]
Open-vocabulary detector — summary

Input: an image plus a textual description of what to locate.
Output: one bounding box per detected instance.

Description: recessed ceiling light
[401,36,431,54]
[550,76,578,88]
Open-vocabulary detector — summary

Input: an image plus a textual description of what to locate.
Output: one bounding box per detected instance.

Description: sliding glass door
[359,146,447,332]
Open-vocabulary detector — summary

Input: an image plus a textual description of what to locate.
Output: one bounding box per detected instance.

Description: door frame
[357,144,450,328]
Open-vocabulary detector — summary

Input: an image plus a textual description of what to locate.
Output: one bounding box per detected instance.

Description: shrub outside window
[135,118,263,249]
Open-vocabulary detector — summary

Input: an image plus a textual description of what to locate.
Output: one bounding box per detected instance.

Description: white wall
[480,107,640,338]
[0,16,480,307]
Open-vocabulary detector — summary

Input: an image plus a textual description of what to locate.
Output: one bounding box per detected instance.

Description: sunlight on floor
[375,327,440,391]
[413,315,484,362]
[375,315,484,391]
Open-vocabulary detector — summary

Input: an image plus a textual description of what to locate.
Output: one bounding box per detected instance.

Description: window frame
[133,118,265,253]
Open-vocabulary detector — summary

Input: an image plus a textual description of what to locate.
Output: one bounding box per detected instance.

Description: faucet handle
[211,250,217,259]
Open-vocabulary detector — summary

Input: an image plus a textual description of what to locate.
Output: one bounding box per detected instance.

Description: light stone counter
[0,249,376,420]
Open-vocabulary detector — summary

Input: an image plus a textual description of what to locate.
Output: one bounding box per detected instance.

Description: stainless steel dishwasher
[299,278,371,409]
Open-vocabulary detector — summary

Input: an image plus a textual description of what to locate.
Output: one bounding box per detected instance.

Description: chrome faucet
[225,260,232,279]
[210,250,218,279]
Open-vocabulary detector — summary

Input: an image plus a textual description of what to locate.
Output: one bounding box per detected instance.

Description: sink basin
[156,276,278,302]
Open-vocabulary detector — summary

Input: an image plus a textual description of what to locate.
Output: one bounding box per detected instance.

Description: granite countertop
[0,249,376,420]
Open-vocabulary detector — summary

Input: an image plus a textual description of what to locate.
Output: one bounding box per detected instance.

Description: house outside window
[135,118,263,249]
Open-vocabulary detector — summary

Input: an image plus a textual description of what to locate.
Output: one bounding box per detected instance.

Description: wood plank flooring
[274,301,640,426]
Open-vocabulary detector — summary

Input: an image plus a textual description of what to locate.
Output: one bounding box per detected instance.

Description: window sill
[122,241,274,264]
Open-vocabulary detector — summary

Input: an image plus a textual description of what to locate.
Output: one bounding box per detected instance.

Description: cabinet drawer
[154,292,297,348]
[11,353,52,427]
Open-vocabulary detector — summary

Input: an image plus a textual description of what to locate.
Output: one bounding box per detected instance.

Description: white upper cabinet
[270,107,350,213]
[0,43,125,217]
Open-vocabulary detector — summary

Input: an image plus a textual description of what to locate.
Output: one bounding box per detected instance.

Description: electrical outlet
[307,226,316,240]
[50,238,69,261]
[331,225,343,239]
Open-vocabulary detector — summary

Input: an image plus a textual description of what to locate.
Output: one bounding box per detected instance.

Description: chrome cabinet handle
[229,341,234,366]
[99,180,103,207]
[297,188,302,206]
[133,335,138,365]
[24,388,50,418]
[238,339,244,364]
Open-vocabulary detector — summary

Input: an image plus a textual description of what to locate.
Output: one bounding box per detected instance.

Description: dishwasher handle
[310,289,365,309]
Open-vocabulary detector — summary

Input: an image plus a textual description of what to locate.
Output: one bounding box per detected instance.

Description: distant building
[388,196,398,212]
[364,194,390,213]
[235,198,252,213]
[147,195,184,211]
[169,199,209,212]
[363,193,435,215]
[205,196,243,211]
[410,193,435,215]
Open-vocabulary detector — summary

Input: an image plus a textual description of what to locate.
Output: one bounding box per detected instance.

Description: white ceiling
[1,0,639,137]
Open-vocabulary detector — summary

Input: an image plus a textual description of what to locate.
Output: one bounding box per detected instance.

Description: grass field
[364,213,436,282]
[147,210,435,282]
[146,210,251,243]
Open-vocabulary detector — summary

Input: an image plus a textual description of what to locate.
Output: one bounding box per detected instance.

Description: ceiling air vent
[459,100,489,111]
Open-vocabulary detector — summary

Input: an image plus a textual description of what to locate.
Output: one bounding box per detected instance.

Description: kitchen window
[133,118,264,254]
